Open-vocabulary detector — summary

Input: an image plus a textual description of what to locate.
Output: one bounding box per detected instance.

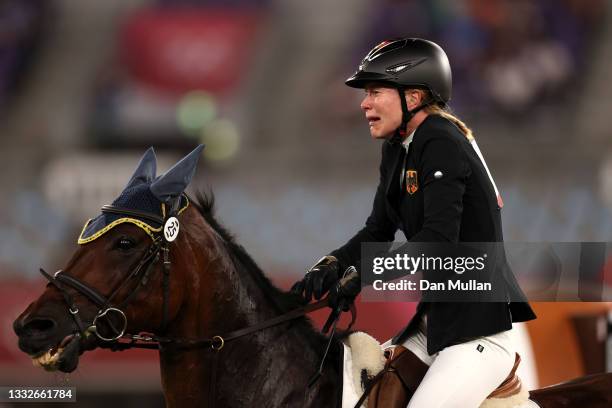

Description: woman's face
[360,84,403,139]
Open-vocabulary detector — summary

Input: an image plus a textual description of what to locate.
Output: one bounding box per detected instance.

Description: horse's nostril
[22,317,57,337]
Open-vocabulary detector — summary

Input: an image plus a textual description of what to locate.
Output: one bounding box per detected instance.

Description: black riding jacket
[330,114,536,355]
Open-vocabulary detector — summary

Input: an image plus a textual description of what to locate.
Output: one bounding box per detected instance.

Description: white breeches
[383,326,516,408]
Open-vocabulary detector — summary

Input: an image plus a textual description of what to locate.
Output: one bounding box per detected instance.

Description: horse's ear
[125,147,157,189]
[150,145,204,202]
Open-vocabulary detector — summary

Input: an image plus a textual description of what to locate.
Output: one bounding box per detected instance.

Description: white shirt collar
[402,130,416,151]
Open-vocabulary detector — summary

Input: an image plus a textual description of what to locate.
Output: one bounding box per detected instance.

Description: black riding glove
[290,255,340,302]
[328,267,361,312]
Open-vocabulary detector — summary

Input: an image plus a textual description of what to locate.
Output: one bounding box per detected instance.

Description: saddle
[365,346,428,407]
[365,347,524,408]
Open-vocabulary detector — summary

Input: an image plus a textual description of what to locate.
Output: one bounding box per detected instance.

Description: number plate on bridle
[164,217,180,242]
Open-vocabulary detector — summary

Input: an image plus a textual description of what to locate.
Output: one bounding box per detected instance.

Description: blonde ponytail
[425,104,474,141]
[411,89,474,141]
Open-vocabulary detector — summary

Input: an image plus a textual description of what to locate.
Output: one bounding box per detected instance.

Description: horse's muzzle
[13,314,60,355]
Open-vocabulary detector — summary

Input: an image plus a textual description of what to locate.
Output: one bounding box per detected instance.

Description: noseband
[40,204,173,344]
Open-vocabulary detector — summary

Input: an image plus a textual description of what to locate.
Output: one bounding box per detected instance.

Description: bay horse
[13,146,342,407]
[12,146,612,407]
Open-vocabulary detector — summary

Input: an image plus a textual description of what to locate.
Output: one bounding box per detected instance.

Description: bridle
[39,202,349,346]
[40,204,174,345]
[40,202,354,406]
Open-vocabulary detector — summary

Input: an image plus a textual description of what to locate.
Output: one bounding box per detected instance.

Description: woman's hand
[328,267,361,312]
[290,255,340,302]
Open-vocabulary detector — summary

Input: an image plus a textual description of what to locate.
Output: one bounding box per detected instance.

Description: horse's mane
[190,191,331,354]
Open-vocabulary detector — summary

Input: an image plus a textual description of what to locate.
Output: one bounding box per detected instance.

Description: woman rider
[291,38,536,407]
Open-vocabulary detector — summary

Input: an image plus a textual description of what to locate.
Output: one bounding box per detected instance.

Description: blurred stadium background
[0,0,611,406]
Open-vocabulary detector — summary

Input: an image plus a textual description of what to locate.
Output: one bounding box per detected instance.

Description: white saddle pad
[341,332,385,408]
[479,389,533,408]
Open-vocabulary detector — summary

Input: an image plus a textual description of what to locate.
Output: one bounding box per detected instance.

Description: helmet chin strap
[389,86,428,144]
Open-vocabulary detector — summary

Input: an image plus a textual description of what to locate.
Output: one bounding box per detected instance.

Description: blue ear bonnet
[77,186,189,244]
[77,145,203,244]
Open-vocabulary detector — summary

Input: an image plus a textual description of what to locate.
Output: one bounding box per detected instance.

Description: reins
[95,297,333,352]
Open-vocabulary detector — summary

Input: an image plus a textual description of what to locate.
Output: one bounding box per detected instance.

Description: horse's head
[13,146,205,373]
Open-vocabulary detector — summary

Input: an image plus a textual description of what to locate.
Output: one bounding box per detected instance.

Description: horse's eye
[115,237,136,251]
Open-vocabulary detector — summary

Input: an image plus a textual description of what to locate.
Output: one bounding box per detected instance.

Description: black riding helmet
[346,38,452,140]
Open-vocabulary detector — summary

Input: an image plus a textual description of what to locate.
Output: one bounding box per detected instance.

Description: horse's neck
[159,237,339,407]
[159,327,338,407]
